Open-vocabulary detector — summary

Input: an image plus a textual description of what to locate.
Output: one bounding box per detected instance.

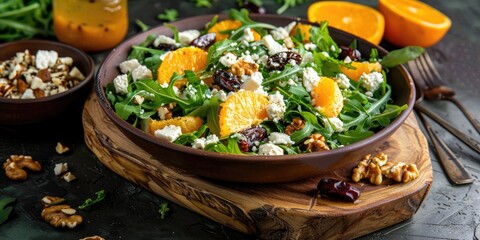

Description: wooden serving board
[82,93,433,240]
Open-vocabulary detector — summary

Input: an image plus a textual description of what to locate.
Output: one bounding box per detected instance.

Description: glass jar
[53,0,128,52]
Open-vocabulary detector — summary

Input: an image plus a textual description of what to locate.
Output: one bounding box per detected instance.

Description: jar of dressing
[53,0,128,52]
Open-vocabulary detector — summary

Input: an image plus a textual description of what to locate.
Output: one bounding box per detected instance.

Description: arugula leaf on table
[191,0,212,8]
[159,202,170,220]
[0,197,16,225]
[381,46,425,68]
[135,19,150,31]
[78,189,106,210]
[157,9,178,22]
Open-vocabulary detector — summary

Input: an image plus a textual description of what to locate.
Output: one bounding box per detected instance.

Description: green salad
[105,9,423,155]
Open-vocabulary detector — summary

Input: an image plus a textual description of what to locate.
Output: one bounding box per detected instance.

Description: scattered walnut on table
[303,133,330,152]
[55,142,70,154]
[352,152,419,185]
[41,204,83,229]
[41,196,66,207]
[3,155,42,180]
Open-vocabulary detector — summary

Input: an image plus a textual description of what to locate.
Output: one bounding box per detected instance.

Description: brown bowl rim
[95,13,416,165]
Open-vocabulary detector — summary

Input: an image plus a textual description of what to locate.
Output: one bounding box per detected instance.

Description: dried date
[309,178,360,209]
[267,51,302,70]
[213,70,242,92]
[339,46,362,61]
[191,33,216,50]
[155,43,178,51]
[237,126,267,152]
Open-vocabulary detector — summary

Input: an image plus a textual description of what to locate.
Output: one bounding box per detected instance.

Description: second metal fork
[411,51,480,133]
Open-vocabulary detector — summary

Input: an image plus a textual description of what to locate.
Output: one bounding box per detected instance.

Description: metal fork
[412,51,480,133]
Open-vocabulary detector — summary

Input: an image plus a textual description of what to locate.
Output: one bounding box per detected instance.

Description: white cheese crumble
[302,67,320,92]
[154,125,182,142]
[113,74,129,94]
[243,28,255,42]
[153,35,177,47]
[258,142,284,155]
[219,52,238,67]
[210,88,228,102]
[241,72,265,94]
[269,132,294,145]
[178,30,200,46]
[262,34,287,55]
[131,65,153,81]
[335,73,351,89]
[328,117,344,132]
[360,71,384,93]
[302,51,314,64]
[192,134,219,149]
[266,91,286,123]
[270,27,289,40]
[304,43,317,51]
[35,50,58,70]
[119,59,141,74]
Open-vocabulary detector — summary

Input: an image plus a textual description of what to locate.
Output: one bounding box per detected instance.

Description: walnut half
[41,204,83,229]
[3,155,42,180]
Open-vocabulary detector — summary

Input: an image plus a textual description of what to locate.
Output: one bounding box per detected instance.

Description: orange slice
[157,47,207,88]
[290,23,312,43]
[307,1,385,45]
[378,0,451,47]
[340,61,382,82]
[148,116,203,135]
[311,76,344,118]
[219,91,269,137]
[208,19,261,42]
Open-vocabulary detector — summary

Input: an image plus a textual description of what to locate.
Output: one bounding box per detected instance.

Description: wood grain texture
[82,93,433,240]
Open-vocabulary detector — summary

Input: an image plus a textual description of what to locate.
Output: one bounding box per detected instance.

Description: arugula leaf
[381,46,425,68]
[159,202,170,220]
[0,197,15,225]
[135,19,150,31]
[263,65,302,85]
[206,39,236,68]
[78,189,106,210]
[337,130,374,145]
[191,0,212,8]
[157,9,178,22]
[309,22,339,56]
[275,0,307,14]
[174,125,208,145]
[290,121,314,143]
[128,33,158,62]
[206,97,221,136]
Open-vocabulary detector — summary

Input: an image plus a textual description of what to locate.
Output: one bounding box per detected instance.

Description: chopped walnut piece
[41,204,83,229]
[41,196,66,207]
[3,155,42,180]
[352,152,419,185]
[285,117,305,135]
[229,59,259,76]
[80,236,105,240]
[62,172,77,182]
[55,142,70,154]
[54,163,68,176]
[303,133,330,152]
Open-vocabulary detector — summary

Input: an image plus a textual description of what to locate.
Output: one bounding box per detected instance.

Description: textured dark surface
[1,0,479,239]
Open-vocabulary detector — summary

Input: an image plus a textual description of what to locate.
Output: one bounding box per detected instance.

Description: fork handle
[446,96,480,134]
[415,103,480,155]
[417,112,474,185]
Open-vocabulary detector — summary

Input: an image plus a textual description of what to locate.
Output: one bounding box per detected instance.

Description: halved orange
[219,91,269,137]
[148,116,203,135]
[290,23,312,43]
[307,1,385,45]
[157,47,207,88]
[208,19,261,42]
[378,0,451,47]
[311,77,344,118]
[340,61,382,82]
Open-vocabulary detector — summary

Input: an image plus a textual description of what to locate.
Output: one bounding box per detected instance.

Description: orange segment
[157,47,207,88]
[340,61,382,82]
[378,0,451,47]
[307,1,385,45]
[219,91,269,137]
[311,77,344,118]
[208,19,261,42]
[148,116,203,135]
[290,23,312,43]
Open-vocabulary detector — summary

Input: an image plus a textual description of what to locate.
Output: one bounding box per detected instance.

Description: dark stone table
[1,0,479,239]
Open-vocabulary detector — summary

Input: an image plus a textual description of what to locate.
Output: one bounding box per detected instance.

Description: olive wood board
[82,93,433,240]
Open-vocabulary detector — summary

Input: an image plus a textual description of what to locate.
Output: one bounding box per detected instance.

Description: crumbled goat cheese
[269,132,294,145]
[302,51,314,64]
[179,30,200,46]
[302,67,320,92]
[258,143,284,155]
[343,56,352,63]
[154,125,182,142]
[243,28,255,42]
[335,73,351,89]
[153,35,177,47]
[267,91,286,123]
[211,88,228,102]
[219,52,238,67]
[270,26,289,40]
[119,59,141,74]
[131,65,153,81]
[328,117,344,132]
[113,74,129,94]
[241,72,265,94]
[192,134,219,149]
[360,71,384,93]
[159,52,169,61]
[35,50,58,70]
[262,35,287,55]
[321,51,330,57]
[304,43,317,51]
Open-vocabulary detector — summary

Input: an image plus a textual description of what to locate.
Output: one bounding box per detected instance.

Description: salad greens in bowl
[95,10,418,183]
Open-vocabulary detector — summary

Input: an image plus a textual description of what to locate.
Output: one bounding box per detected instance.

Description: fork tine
[422,51,444,85]
[417,53,439,89]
